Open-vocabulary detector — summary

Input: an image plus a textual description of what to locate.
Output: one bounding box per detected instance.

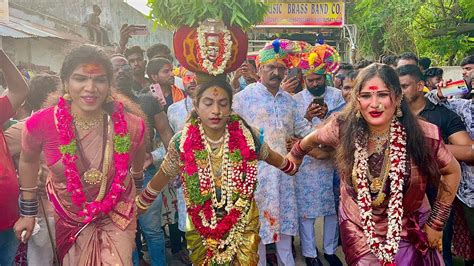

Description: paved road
[162,217,346,266]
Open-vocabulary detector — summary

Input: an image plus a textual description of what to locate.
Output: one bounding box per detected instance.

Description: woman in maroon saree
[288,64,461,265]
[13,45,146,265]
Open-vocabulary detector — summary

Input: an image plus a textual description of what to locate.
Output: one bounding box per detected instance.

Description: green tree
[348,0,474,65]
[410,0,474,65]
[348,0,421,60]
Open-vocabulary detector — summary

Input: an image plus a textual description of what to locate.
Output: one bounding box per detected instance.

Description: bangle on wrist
[278,158,297,175]
[130,167,144,176]
[426,201,452,231]
[290,140,309,160]
[19,197,39,217]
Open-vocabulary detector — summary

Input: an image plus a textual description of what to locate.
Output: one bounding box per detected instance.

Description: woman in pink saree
[288,64,461,265]
[13,45,146,265]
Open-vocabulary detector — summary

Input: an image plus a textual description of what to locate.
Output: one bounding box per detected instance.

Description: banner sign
[258,2,344,28]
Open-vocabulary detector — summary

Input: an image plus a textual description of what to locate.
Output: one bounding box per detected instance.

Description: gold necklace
[80,116,108,186]
[95,133,111,201]
[367,147,391,206]
[73,111,105,131]
[368,130,389,154]
[206,142,224,179]
[205,135,224,146]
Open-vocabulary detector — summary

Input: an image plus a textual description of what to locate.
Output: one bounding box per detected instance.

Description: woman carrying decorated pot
[136,79,298,265]
[287,63,461,265]
[13,44,146,265]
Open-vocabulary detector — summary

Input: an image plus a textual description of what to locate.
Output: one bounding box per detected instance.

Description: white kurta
[233,82,312,244]
[292,87,345,219]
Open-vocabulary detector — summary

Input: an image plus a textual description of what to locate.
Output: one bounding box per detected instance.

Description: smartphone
[150,83,165,104]
[441,80,469,97]
[247,59,257,69]
[130,25,148,36]
[312,97,325,106]
[287,68,299,79]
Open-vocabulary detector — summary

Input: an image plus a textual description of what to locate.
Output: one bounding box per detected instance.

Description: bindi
[83,64,103,75]
[368,86,379,91]
[212,88,219,97]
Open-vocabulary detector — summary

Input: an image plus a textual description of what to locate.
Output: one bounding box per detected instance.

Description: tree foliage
[348,0,474,65]
[147,0,268,30]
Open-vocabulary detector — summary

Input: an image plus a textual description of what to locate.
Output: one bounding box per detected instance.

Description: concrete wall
[1,36,69,72]
[10,0,173,50]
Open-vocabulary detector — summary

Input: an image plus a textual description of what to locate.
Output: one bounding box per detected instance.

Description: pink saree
[22,106,145,265]
[317,117,453,266]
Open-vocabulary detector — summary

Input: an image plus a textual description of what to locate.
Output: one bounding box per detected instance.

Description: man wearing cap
[292,44,345,266]
[233,39,312,266]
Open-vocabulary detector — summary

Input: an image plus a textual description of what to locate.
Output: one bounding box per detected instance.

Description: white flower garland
[196,24,232,76]
[353,118,407,264]
[179,119,258,264]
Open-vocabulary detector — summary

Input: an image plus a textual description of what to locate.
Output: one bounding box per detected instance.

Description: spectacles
[114,64,132,72]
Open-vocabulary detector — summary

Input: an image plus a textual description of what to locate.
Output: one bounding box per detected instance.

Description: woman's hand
[286,151,303,169]
[13,216,36,243]
[423,224,443,251]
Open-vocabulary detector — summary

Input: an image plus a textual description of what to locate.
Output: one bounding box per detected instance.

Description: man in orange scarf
[146,57,185,112]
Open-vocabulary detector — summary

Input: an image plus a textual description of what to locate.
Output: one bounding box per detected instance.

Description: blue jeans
[0,228,19,266]
[133,165,166,266]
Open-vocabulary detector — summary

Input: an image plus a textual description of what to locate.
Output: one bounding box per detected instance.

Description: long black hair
[336,63,441,188]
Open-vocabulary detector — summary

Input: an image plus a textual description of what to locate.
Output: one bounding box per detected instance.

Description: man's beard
[307,84,326,96]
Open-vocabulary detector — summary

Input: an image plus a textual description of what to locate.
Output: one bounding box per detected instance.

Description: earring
[106,95,114,104]
[63,93,72,101]
[355,109,361,119]
[396,105,403,117]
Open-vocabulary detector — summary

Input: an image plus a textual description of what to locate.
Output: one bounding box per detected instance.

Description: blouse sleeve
[22,115,44,156]
[314,114,341,147]
[160,133,181,178]
[419,119,454,169]
[435,138,454,169]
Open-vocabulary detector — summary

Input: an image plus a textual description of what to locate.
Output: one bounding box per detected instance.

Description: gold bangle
[129,168,144,176]
[135,195,149,210]
[20,186,39,192]
[145,182,161,196]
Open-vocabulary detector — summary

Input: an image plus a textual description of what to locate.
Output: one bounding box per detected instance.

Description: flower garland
[179,115,258,264]
[196,24,232,76]
[56,97,131,223]
[353,118,407,265]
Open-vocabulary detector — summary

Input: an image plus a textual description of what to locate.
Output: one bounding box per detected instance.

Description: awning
[0,15,86,42]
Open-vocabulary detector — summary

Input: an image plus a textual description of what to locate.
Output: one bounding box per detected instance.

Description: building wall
[1,36,69,72]
[10,0,173,50]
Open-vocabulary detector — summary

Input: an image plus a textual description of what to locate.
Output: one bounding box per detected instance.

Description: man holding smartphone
[425,55,474,265]
[292,44,345,266]
[231,60,259,92]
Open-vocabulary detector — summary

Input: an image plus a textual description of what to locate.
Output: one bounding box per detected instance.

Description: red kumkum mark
[368,85,379,91]
[212,88,219,97]
[83,64,104,75]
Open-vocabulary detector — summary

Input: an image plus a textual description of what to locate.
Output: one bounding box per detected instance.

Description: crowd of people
[0,20,473,266]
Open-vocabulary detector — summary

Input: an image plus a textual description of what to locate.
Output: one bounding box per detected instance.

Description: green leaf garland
[59,140,77,156]
[114,135,131,154]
